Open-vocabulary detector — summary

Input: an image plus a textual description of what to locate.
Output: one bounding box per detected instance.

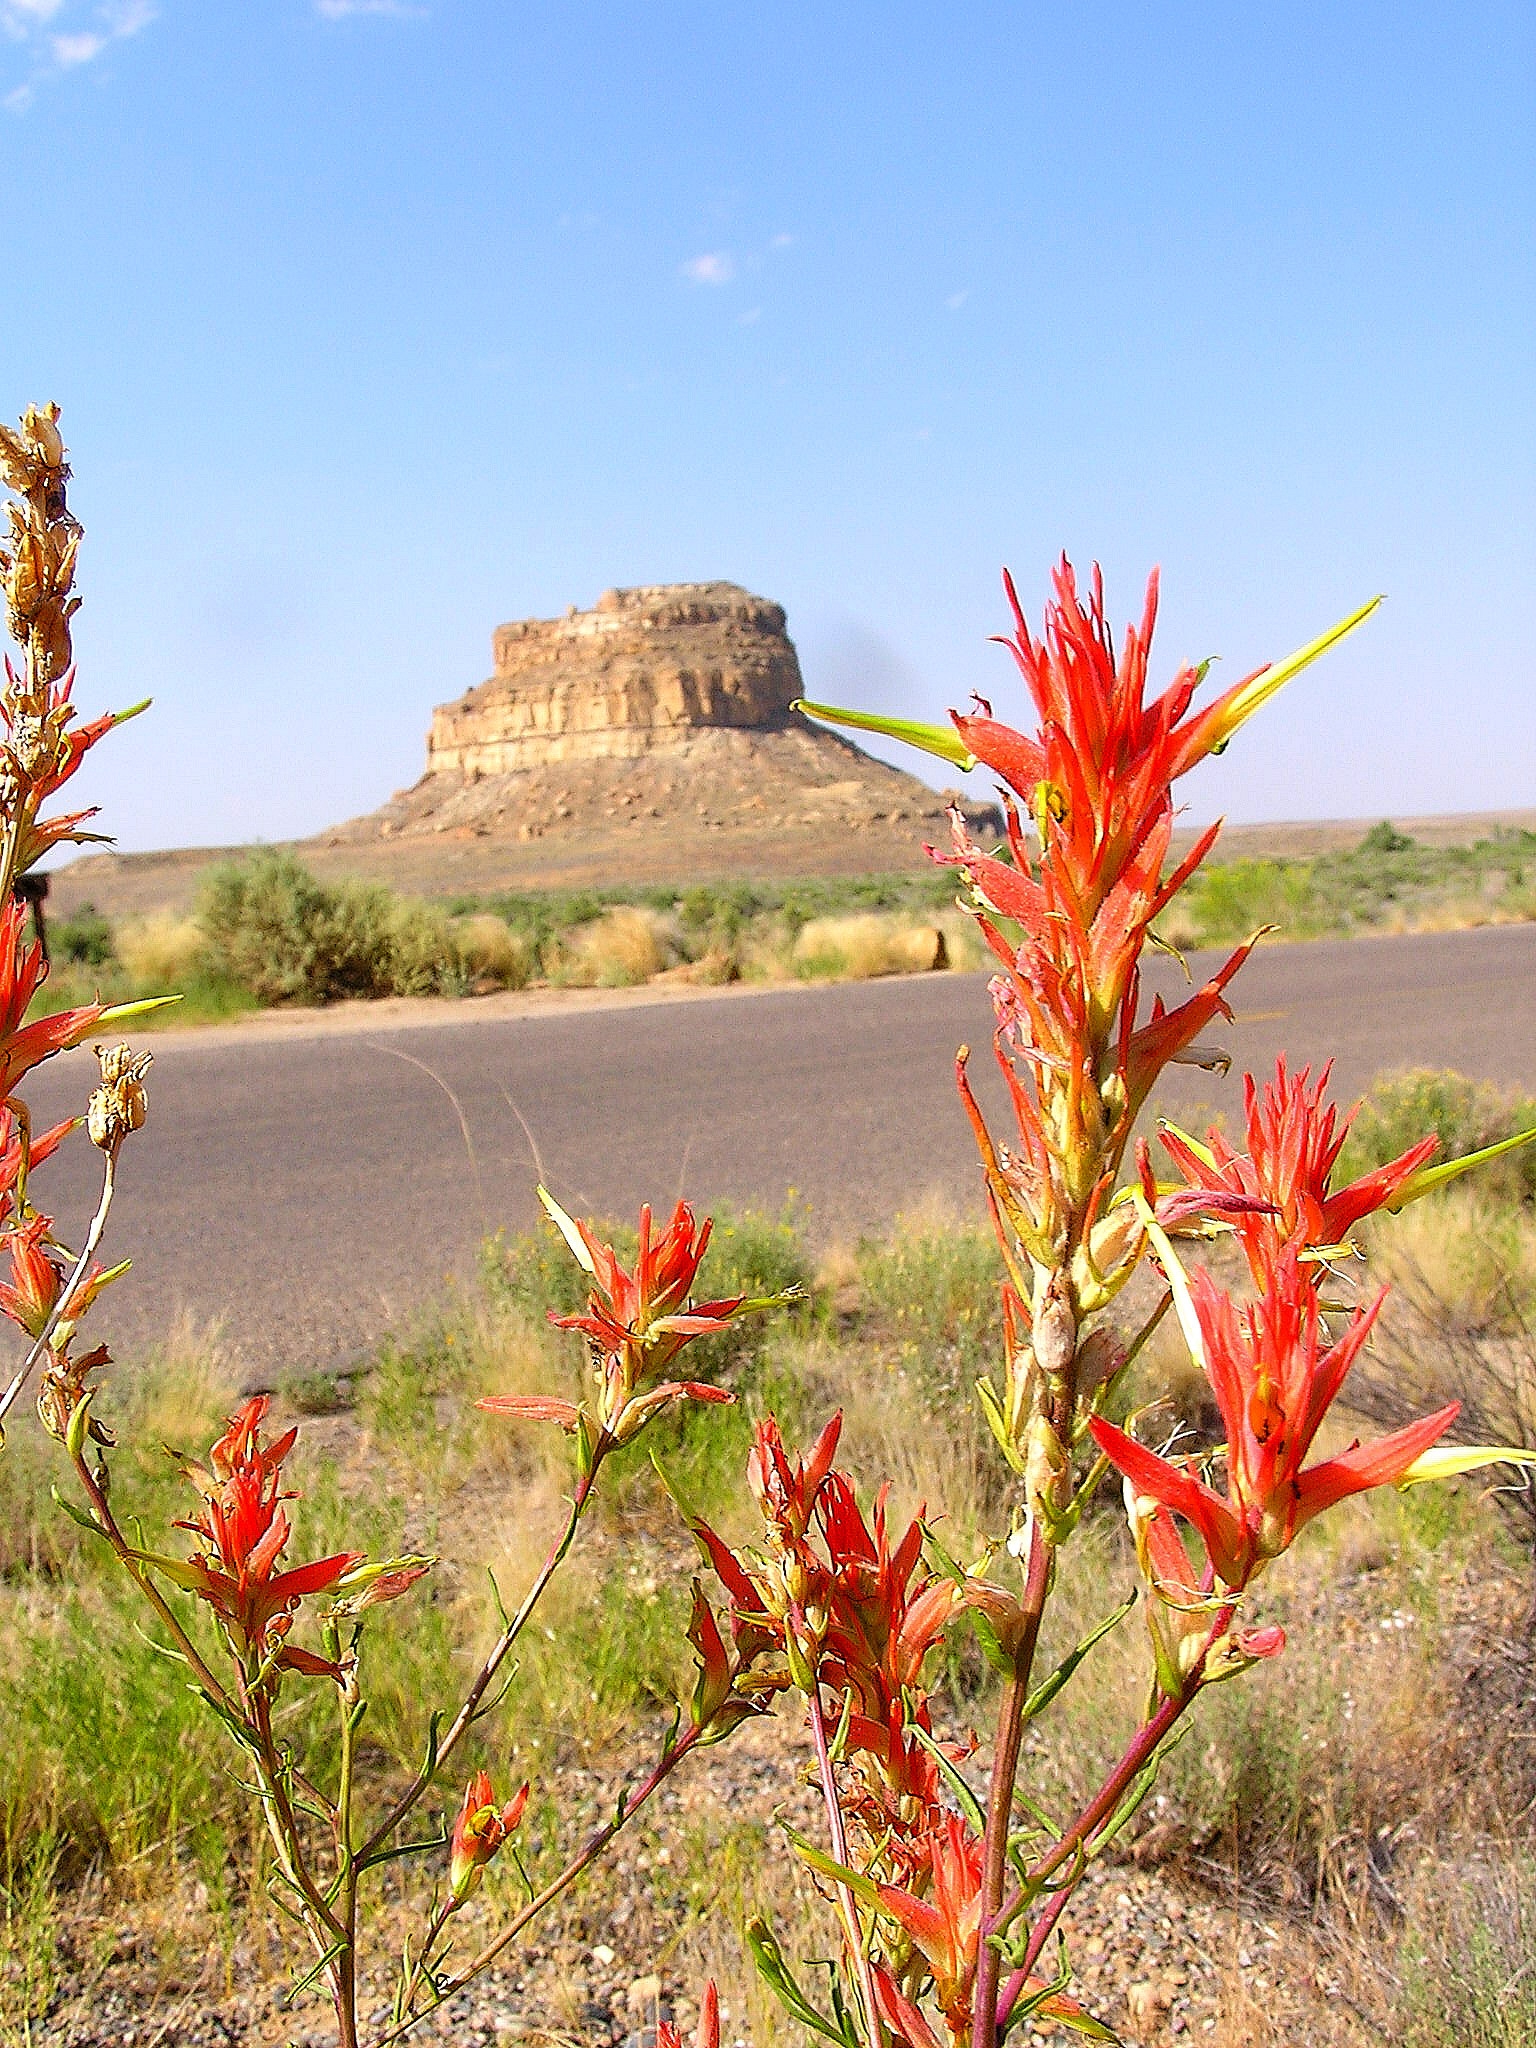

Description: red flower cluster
[169,1397,363,1668]
[685,1417,1098,2046]
[482,1192,787,1457]
[1092,1061,1460,1597]
[938,561,1286,1289]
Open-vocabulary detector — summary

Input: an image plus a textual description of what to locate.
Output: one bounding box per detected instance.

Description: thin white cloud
[682,251,735,286]
[1,0,65,29]
[738,306,762,326]
[769,231,795,250]
[51,28,101,61]
[946,290,969,310]
[316,0,427,16]
[5,0,154,104]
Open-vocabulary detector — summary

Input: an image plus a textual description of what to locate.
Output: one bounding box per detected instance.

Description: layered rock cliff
[427,582,808,775]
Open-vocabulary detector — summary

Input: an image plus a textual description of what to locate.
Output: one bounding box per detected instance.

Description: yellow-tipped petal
[1397,1443,1536,1487]
[1197,594,1384,760]
[1132,1191,1207,1374]
[1384,1125,1536,1212]
[793,698,976,771]
[536,1184,596,1274]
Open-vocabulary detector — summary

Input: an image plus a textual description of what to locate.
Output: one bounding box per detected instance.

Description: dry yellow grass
[562,906,674,986]
[452,910,533,988]
[791,911,947,979]
[112,911,206,988]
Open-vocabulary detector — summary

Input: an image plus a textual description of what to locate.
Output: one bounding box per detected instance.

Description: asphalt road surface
[20,923,1536,1382]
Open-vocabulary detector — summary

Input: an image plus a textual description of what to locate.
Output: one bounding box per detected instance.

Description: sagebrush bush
[1342,1068,1536,1207]
[197,851,479,1003]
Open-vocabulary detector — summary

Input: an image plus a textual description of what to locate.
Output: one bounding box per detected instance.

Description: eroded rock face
[428,582,806,775]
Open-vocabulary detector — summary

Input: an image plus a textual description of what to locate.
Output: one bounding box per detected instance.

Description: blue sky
[2,1,1532,853]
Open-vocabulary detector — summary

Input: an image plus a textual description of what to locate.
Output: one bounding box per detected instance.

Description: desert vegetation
[3,1149,1533,2045]
[4,411,1534,2048]
[34,821,1536,1029]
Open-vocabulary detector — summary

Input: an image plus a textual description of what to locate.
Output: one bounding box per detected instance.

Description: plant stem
[989,1600,1237,2038]
[359,1472,592,1865]
[369,1718,703,2046]
[971,1518,1050,2048]
[0,1147,115,1435]
[808,1675,886,2048]
[68,1439,237,1716]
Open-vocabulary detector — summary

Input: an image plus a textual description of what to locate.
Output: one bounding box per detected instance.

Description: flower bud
[448,1771,529,1903]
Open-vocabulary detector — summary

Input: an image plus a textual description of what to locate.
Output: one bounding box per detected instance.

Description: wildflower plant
[2,408,1534,2047]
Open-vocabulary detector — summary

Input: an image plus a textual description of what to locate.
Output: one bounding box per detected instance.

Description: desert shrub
[791,912,946,980]
[1341,1068,1536,1207]
[198,851,483,1003]
[49,899,113,968]
[113,911,207,989]
[199,850,376,1003]
[560,905,674,986]
[378,893,468,996]
[453,910,532,989]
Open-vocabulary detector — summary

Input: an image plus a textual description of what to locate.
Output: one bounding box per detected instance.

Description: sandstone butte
[311,580,1001,895]
[49,582,998,918]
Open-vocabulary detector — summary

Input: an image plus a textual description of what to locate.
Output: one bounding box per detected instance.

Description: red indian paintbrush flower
[0,896,104,1100]
[448,1770,529,1902]
[479,1190,782,1453]
[872,1815,1098,2045]
[1123,1485,1286,1697]
[1091,1248,1458,1589]
[0,1209,120,1340]
[1159,1057,1439,1283]
[168,1397,362,1661]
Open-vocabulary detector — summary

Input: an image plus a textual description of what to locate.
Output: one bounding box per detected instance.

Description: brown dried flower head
[0,403,82,687]
[88,1043,152,1152]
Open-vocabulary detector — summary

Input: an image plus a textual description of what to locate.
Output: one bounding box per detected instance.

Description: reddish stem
[971,1521,1050,2048]
[808,1672,886,2048]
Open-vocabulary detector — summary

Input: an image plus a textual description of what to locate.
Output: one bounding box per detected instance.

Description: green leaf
[794,698,976,772]
[746,1915,860,2047]
[1022,1590,1137,1722]
[285,1937,348,2005]
[969,1604,1017,1678]
[1384,1125,1536,1212]
[781,1825,884,1912]
[127,1547,209,1593]
[50,1484,109,1541]
[902,1713,986,1835]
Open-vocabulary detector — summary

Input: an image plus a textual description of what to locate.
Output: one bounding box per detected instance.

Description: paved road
[19,924,1536,1381]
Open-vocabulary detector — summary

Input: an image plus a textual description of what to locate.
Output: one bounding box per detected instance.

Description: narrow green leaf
[1022,1590,1137,1722]
[902,1714,986,1834]
[746,1916,859,2047]
[794,698,976,771]
[782,1824,884,1912]
[285,1937,348,2005]
[50,1484,109,1540]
